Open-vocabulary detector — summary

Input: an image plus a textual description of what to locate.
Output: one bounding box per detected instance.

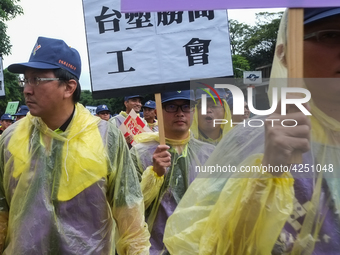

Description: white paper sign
[85,106,97,115]
[243,71,262,84]
[82,0,233,95]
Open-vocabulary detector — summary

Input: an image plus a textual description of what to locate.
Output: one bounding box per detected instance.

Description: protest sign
[83,0,233,98]
[5,101,19,115]
[119,109,151,146]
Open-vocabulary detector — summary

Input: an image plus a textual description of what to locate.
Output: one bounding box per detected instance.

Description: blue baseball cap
[195,88,227,100]
[1,114,13,121]
[13,105,29,116]
[143,100,156,109]
[8,36,81,79]
[161,90,195,103]
[96,104,110,114]
[304,8,340,24]
[124,95,143,101]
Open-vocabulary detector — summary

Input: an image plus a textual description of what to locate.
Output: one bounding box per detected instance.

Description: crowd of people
[0,7,339,254]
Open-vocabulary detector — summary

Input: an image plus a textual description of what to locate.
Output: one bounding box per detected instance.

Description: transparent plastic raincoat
[147,120,159,132]
[110,111,129,128]
[130,132,215,254]
[164,9,340,254]
[0,103,150,254]
[190,99,233,146]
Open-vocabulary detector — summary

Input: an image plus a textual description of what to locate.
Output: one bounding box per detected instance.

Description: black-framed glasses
[304,30,340,44]
[163,104,194,113]
[18,77,64,87]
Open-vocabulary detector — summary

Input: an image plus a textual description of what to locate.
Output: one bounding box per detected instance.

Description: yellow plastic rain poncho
[190,99,233,145]
[164,9,340,254]
[130,132,215,254]
[0,103,150,254]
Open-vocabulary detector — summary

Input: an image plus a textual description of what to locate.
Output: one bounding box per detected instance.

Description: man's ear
[124,101,128,108]
[276,44,287,67]
[64,79,77,99]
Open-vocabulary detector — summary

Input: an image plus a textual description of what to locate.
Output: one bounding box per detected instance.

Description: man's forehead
[25,68,53,76]
[128,97,141,102]
[205,98,218,103]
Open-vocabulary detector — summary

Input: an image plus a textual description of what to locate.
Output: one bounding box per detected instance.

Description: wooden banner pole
[287,8,304,164]
[155,93,166,145]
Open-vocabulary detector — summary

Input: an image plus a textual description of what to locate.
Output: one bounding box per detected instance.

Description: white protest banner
[118,109,151,146]
[82,0,233,97]
[121,0,339,13]
[85,106,97,115]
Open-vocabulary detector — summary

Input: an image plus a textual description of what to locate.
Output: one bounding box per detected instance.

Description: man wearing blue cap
[0,114,13,135]
[110,95,143,128]
[95,104,110,121]
[0,37,150,254]
[191,88,233,145]
[130,90,215,254]
[142,100,158,132]
[110,95,147,146]
[13,105,29,121]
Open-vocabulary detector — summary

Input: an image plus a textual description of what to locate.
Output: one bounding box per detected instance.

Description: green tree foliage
[229,12,283,70]
[79,90,124,115]
[79,91,155,115]
[228,19,251,55]
[0,0,23,56]
[0,69,24,114]
[232,55,250,78]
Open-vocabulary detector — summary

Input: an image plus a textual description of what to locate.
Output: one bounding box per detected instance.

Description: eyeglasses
[163,104,194,113]
[19,77,64,87]
[304,30,340,44]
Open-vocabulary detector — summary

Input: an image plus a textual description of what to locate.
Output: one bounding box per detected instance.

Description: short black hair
[53,68,81,103]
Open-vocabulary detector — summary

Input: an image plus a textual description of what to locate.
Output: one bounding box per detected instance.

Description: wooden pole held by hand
[287,8,304,164]
[155,93,166,145]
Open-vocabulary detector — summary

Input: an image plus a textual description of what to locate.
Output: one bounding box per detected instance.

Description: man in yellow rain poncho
[164,8,340,254]
[130,90,215,254]
[0,36,150,254]
[110,95,147,147]
[190,88,233,145]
